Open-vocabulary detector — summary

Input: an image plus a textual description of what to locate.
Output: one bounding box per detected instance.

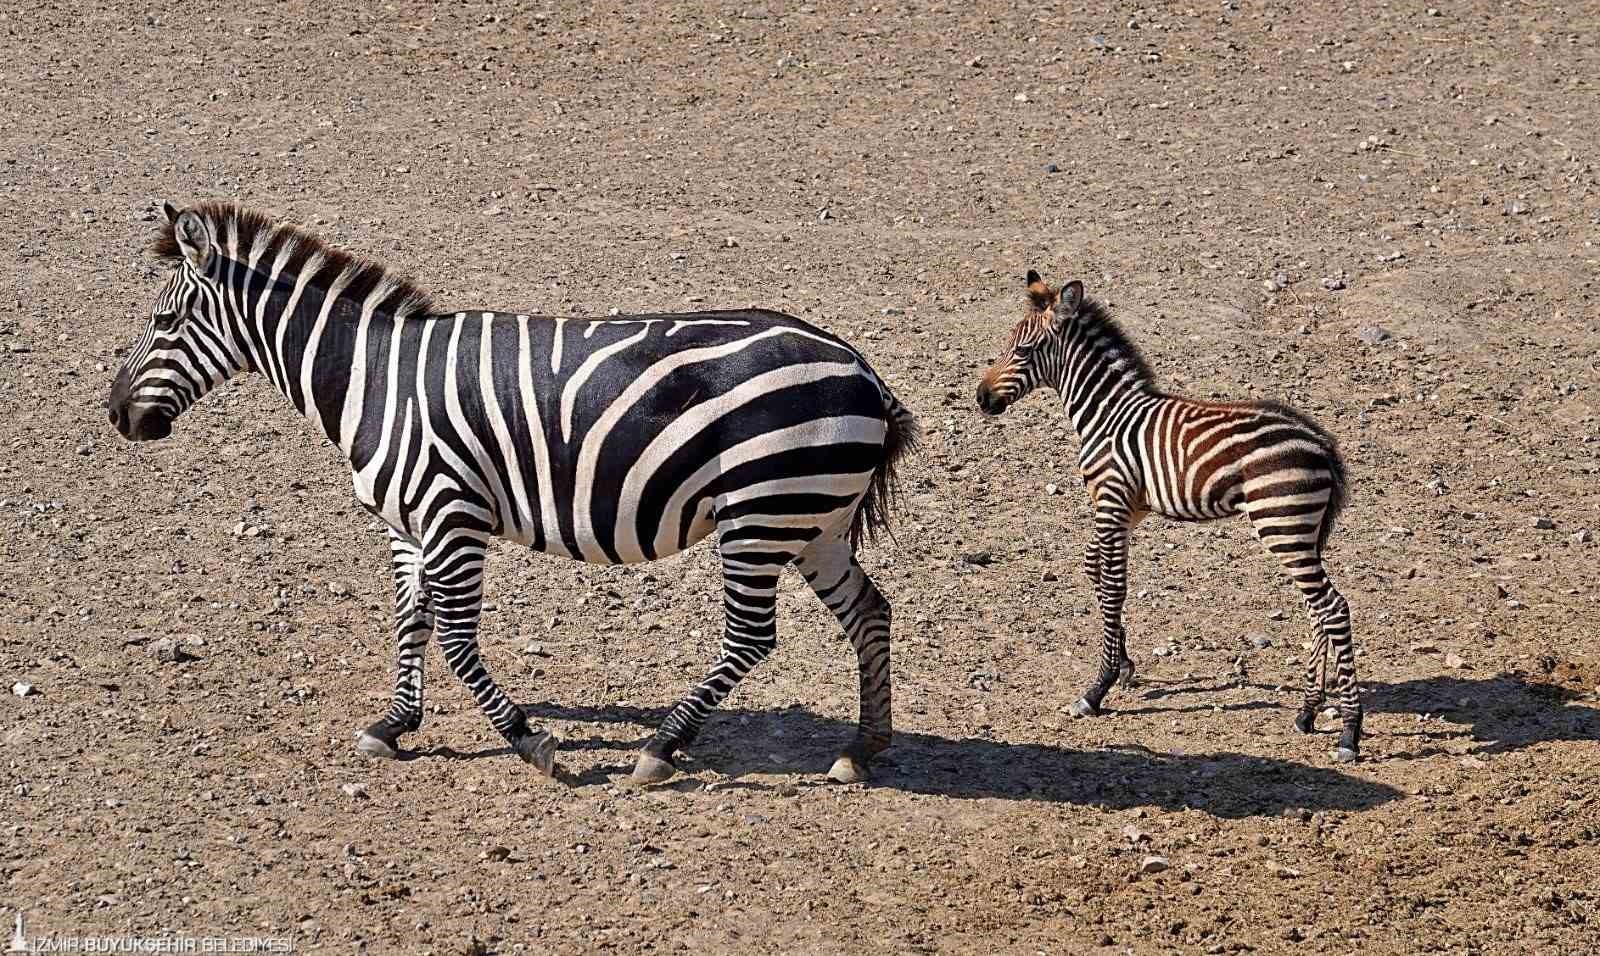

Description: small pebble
[11,681,36,698]
[1532,516,1554,530]
[1139,855,1170,875]
[1321,276,1346,291]
[340,782,369,800]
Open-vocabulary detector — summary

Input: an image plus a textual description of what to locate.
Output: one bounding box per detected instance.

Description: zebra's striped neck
[211,249,407,454]
[1055,307,1156,440]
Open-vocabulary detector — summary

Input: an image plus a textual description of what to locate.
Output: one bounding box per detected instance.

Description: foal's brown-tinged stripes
[976,272,1359,761]
[110,201,918,785]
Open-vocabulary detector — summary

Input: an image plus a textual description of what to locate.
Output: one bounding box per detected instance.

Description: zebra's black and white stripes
[110,201,917,784]
[976,272,1360,762]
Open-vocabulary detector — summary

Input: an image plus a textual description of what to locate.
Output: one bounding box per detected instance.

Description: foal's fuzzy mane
[152,201,437,319]
[1073,295,1156,386]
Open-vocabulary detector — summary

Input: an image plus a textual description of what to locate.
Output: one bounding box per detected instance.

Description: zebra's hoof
[630,752,677,787]
[512,731,559,777]
[355,730,400,760]
[1293,711,1316,735]
[826,754,870,784]
[1334,747,1359,764]
[1069,698,1100,719]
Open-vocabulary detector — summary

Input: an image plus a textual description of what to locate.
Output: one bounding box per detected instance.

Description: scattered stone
[724,236,739,248]
[1044,483,1060,495]
[1139,855,1170,875]
[960,551,994,567]
[1247,633,1273,650]
[149,638,192,663]
[1013,92,1029,103]
[1532,516,1555,530]
[1575,529,1592,544]
[1152,645,1172,658]
[11,681,36,698]
[1460,755,1488,770]
[483,845,511,861]
[328,582,350,597]
[1281,925,1304,942]
[523,642,548,657]
[1493,582,1510,599]
[1503,200,1529,216]
[1321,276,1346,291]
[76,443,92,456]
[1044,162,1060,173]
[1041,570,1059,582]
[1444,653,1467,670]
[1121,823,1148,843]
[340,782,369,801]
[1267,609,1286,621]
[1356,325,1392,345]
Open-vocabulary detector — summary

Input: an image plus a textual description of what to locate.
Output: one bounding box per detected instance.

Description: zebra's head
[975,270,1083,416]
[108,202,243,441]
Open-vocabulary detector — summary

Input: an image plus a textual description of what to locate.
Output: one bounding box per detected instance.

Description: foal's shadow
[510,701,1400,818]
[1362,670,1600,758]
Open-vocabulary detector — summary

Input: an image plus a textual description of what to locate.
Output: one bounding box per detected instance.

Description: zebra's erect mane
[1074,295,1156,387]
[151,201,437,320]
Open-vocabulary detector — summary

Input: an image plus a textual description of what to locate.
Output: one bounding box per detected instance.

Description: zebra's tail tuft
[851,390,920,552]
[1317,435,1347,556]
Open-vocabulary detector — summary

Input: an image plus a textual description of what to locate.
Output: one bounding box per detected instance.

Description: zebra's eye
[153,310,182,331]
[1014,341,1037,358]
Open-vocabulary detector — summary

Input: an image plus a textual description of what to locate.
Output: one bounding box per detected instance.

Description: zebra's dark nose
[976,384,1006,416]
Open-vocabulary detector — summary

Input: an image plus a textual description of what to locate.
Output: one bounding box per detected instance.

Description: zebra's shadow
[1361,671,1600,759]
[519,701,1402,818]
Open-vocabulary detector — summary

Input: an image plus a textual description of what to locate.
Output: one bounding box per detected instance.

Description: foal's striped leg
[794,536,893,784]
[1071,491,1138,717]
[1247,489,1362,761]
[355,530,433,759]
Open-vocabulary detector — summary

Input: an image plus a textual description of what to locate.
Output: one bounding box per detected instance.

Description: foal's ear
[1051,280,1084,330]
[162,201,181,225]
[1025,268,1056,311]
[174,210,214,271]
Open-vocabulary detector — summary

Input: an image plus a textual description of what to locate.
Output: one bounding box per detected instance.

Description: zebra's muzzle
[109,401,173,441]
[975,383,1009,417]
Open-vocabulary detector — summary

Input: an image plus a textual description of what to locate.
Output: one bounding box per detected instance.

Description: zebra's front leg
[795,538,893,785]
[632,562,783,786]
[1071,517,1132,718]
[356,531,433,759]
[425,528,558,776]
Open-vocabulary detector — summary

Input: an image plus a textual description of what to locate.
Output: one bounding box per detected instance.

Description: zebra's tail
[851,385,921,551]
[1318,436,1347,556]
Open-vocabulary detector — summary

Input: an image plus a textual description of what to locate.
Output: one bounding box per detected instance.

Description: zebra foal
[108,201,918,785]
[975,272,1360,762]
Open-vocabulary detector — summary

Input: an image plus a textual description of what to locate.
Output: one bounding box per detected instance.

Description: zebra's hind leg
[1248,497,1362,762]
[425,526,559,776]
[356,531,433,759]
[1071,509,1132,718]
[794,536,892,785]
[632,553,786,786]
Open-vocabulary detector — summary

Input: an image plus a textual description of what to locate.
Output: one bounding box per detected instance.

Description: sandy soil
[3,1,1599,953]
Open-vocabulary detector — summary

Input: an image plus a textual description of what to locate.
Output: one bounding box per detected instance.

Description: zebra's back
[349,308,900,564]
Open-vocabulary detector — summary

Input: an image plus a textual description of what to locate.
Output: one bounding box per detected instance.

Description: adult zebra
[975,272,1360,762]
[108,201,918,786]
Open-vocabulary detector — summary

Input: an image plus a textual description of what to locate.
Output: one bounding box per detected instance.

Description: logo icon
[7,912,28,953]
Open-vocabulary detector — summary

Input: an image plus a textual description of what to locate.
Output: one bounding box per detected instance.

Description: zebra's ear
[1025,270,1055,311]
[1052,280,1084,330]
[162,201,180,225]
[174,210,214,271]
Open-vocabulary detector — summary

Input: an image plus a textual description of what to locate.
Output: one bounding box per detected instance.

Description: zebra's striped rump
[109,200,918,785]
[977,270,1361,762]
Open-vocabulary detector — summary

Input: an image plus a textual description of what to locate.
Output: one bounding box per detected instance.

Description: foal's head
[974,270,1084,416]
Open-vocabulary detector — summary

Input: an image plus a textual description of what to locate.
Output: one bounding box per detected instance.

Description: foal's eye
[153,310,181,331]
[1014,341,1037,357]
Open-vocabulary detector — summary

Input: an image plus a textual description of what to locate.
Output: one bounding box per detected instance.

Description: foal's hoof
[512,731,559,777]
[1069,698,1100,719]
[1334,747,1359,764]
[355,728,400,760]
[630,752,677,787]
[1292,710,1316,735]
[826,754,870,785]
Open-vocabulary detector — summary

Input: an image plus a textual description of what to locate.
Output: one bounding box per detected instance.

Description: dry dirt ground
[3,1,1599,953]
